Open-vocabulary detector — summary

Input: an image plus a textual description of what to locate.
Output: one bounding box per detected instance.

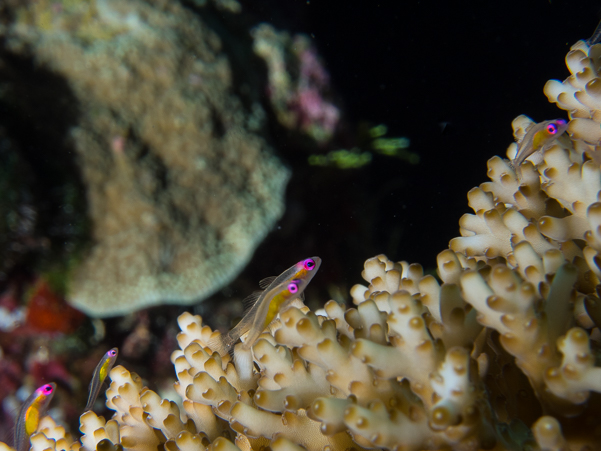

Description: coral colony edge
[5,25,601,451]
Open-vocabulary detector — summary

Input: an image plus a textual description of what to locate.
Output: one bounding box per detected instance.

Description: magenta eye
[304,259,315,270]
[108,350,117,357]
[41,384,53,395]
[288,282,299,293]
[547,124,558,134]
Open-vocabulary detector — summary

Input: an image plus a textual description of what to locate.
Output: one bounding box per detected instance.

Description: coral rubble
[5,16,601,451]
[0,0,289,316]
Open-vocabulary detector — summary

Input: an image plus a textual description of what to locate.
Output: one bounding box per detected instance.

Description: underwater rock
[1,0,290,316]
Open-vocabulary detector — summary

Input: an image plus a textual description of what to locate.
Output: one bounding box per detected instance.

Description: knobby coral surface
[1,0,289,316]
[5,27,601,451]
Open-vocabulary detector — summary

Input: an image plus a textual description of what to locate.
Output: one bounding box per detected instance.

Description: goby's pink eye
[288,282,299,293]
[304,259,315,270]
[40,384,53,395]
[547,124,558,134]
[108,350,117,357]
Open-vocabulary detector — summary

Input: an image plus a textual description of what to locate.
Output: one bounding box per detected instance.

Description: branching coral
[5,21,601,451]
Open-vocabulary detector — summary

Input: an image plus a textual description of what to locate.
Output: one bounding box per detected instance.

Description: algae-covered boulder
[1,0,289,316]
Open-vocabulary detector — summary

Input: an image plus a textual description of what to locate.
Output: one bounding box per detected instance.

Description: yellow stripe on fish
[511,118,568,178]
[15,383,56,451]
[210,257,321,356]
[84,347,118,412]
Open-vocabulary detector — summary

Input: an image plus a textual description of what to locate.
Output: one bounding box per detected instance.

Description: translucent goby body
[210,257,321,356]
[84,347,118,412]
[14,383,56,451]
[511,118,568,178]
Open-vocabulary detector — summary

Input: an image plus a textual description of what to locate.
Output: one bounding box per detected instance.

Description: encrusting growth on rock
[1,0,290,316]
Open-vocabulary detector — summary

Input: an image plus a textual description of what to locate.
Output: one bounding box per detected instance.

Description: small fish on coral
[84,348,118,413]
[209,257,321,367]
[508,116,568,178]
[13,383,55,451]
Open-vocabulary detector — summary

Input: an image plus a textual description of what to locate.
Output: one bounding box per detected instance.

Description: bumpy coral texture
[6,33,601,451]
[2,0,289,316]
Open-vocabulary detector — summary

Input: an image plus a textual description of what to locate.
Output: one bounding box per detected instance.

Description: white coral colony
[6,18,601,451]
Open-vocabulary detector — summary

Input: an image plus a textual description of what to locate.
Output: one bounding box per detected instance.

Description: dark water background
[226,0,601,303]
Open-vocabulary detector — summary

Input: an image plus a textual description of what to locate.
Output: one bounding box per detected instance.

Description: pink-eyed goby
[14,383,56,451]
[210,257,321,356]
[84,347,118,412]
